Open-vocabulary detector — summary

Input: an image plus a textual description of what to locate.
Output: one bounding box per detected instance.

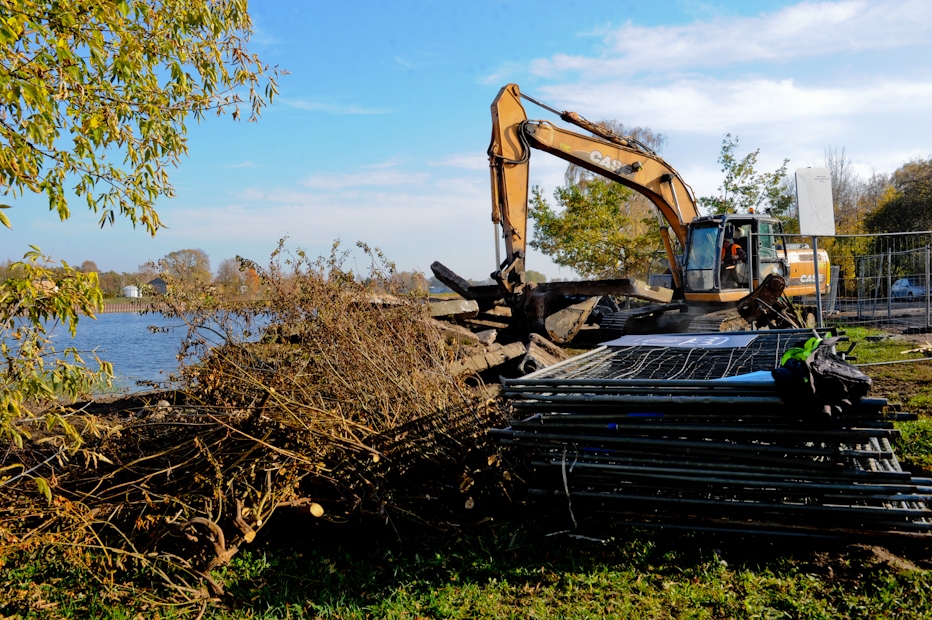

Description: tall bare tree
[215,258,245,296]
[824,147,864,233]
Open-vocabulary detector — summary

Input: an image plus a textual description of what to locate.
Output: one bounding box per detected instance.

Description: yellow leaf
[0,209,10,229]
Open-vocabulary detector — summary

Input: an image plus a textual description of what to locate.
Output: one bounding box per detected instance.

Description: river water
[49,312,190,392]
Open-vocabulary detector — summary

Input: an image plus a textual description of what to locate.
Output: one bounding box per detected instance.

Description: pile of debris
[429,298,571,378]
[495,329,932,538]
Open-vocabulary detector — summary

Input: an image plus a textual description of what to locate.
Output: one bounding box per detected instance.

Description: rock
[484,306,513,318]
[463,317,510,330]
[430,319,480,345]
[475,329,498,346]
[430,298,479,319]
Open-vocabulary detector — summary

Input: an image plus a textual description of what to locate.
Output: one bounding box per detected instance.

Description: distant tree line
[0,248,265,299]
[6,251,474,300]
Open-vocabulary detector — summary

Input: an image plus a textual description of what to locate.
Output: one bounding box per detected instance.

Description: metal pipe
[813,236,824,327]
[517,346,608,381]
[520,448,914,481]
[856,358,932,367]
[504,377,785,389]
[757,229,932,239]
[569,490,932,518]
[507,394,785,406]
[658,227,682,288]
[926,244,930,329]
[888,246,893,320]
[529,414,895,428]
[533,460,928,491]
[503,430,891,459]
[538,462,929,495]
[510,421,896,440]
[858,256,865,319]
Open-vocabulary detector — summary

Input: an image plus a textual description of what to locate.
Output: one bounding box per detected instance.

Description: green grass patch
[897,418,932,473]
[833,326,929,365]
[5,521,932,619]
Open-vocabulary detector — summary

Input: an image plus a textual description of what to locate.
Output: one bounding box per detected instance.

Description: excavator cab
[683,215,789,301]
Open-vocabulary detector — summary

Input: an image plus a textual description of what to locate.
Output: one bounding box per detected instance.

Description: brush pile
[0,243,510,607]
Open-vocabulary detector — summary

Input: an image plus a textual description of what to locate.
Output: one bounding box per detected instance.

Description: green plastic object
[780,336,823,366]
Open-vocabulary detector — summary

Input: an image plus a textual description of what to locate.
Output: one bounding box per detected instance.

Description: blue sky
[4,0,932,281]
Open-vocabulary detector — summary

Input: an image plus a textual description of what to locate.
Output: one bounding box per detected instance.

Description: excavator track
[599,303,688,335]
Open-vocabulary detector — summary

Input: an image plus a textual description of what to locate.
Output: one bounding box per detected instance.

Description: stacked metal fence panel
[495,329,932,538]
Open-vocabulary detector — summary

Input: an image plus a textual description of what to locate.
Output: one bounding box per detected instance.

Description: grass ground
[5,325,932,619]
[5,517,932,619]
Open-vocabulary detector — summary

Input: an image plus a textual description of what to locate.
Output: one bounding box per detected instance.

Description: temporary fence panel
[754,231,932,331]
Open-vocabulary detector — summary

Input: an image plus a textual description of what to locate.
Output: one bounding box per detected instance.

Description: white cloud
[224,161,256,169]
[480,62,526,85]
[530,0,932,77]
[164,181,495,277]
[500,1,932,199]
[538,77,932,136]
[428,152,488,170]
[301,169,429,190]
[279,98,392,115]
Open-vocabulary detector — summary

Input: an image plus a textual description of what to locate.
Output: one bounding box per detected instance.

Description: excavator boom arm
[488,84,698,289]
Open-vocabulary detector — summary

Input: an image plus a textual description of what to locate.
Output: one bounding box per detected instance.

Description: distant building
[147,277,167,295]
[121,285,141,298]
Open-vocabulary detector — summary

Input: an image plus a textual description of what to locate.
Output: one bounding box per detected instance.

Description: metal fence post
[926,245,930,329]
[812,236,823,327]
[887,247,893,320]
[857,256,864,319]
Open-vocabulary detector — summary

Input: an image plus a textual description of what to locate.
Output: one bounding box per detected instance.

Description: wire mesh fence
[755,231,932,332]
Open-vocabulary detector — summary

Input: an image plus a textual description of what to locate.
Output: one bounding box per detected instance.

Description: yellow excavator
[431,84,830,342]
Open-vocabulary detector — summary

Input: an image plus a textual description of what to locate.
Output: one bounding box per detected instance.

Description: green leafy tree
[525,270,547,283]
[865,158,932,233]
[699,134,792,218]
[1,248,112,452]
[0,1,276,461]
[529,178,660,279]
[160,247,211,289]
[0,0,279,232]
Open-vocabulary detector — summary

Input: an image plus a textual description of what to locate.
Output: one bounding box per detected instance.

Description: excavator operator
[721,227,747,288]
